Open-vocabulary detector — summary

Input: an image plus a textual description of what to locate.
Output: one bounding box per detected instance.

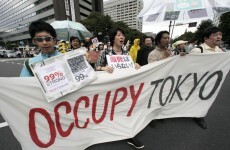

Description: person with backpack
[189,27,223,129]
[190,27,223,54]
[20,20,60,77]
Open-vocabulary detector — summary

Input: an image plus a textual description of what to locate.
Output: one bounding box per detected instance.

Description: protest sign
[31,49,97,102]
[106,55,135,69]
[88,51,101,63]
[0,53,229,150]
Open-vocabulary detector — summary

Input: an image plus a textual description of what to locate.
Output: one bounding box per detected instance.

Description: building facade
[0,0,103,45]
[104,0,143,32]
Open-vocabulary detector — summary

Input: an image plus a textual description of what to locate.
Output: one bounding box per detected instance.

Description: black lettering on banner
[159,76,175,106]
[148,79,164,108]
[199,71,223,100]
[67,55,87,74]
[169,73,192,102]
[185,72,209,101]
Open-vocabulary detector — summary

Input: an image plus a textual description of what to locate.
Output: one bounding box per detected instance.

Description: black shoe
[127,138,144,149]
[194,118,207,129]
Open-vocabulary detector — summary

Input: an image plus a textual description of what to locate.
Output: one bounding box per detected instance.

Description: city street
[0,58,230,150]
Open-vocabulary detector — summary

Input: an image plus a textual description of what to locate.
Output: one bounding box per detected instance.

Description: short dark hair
[202,26,221,42]
[70,36,80,49]
[29,20,57,39]
[109,27,125,47]
[155,31,169,46]
[70,36,80,43]
[143,36,154,43]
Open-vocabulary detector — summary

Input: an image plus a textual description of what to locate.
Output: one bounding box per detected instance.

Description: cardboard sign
[31,49,97,102]
[88,51,101,63]
[106,55,135,69]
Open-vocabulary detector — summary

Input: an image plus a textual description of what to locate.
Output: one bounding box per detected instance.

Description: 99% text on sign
[44,71,64,82]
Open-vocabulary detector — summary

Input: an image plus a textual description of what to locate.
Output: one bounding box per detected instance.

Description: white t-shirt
[189,43,223,54]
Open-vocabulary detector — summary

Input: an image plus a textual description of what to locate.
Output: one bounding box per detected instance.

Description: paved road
[0,58,230,150]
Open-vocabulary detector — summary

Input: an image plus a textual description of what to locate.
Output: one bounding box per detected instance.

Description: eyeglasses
[34,37,54,42]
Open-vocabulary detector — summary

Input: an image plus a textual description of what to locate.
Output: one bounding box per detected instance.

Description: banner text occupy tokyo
[28,70,224,148]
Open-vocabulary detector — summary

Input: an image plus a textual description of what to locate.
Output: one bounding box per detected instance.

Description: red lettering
[73,96,90,128]
[92,92,111,124]
[29,108,56,148]
[127,83,144,116]
[110,57,117,62]
[110,87,127,120]
[54,101,74,137]
[117,56,124,62]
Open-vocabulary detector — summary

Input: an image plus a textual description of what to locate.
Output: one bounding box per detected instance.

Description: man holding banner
[189,26,223,129]
[148,31,173,64]
[95,27,143,149]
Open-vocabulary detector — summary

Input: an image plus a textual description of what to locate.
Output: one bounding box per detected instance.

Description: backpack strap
[25,59,34,76]
[197,46,203,53]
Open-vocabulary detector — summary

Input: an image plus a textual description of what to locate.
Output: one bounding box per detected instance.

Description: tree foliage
[219,12,230,45]
[194,19,214,44]
[81,12,146,44]
[173,31,195,43]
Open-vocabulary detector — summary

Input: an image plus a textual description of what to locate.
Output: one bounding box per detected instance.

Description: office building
[0,0,103,45]
[104,0,143,31]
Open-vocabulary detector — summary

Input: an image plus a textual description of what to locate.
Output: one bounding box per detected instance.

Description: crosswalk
[0,58,26,65]
[0,122,8,128]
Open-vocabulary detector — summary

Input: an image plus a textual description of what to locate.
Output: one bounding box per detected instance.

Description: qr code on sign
[67,55,87,74]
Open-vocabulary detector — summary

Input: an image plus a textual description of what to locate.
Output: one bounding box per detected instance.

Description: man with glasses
[20,20,60,77]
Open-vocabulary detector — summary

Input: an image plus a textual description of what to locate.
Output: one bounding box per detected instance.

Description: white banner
[0,53,229,150]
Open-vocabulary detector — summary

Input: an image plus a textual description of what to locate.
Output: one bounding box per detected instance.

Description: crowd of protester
[20,20,227,149]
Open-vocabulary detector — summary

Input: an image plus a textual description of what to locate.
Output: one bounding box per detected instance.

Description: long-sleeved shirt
[148,47,173,63]
[136,45,154,66]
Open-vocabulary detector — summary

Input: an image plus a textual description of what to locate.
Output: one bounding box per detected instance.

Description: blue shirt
[20,50,60,77]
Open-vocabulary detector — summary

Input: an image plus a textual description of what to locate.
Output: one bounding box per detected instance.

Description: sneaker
[126,138,144,149]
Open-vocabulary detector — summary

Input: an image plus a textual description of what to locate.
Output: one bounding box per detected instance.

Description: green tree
[194,19,214,44]
[81,12,114,42]
[219,12,230,45]
[113,21,145,45]
[173,31,195,43]
[81,12,146,45]
[0,38,5,48]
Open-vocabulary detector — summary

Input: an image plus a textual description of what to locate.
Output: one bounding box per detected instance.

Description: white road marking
[0,122,8,128]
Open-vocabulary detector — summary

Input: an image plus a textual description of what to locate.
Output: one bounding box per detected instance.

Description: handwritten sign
[106,55,135,69]
[31,49,97,102]
[88,51,101,63]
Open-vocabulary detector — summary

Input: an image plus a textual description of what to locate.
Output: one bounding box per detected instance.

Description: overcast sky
[103,0,209,38]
